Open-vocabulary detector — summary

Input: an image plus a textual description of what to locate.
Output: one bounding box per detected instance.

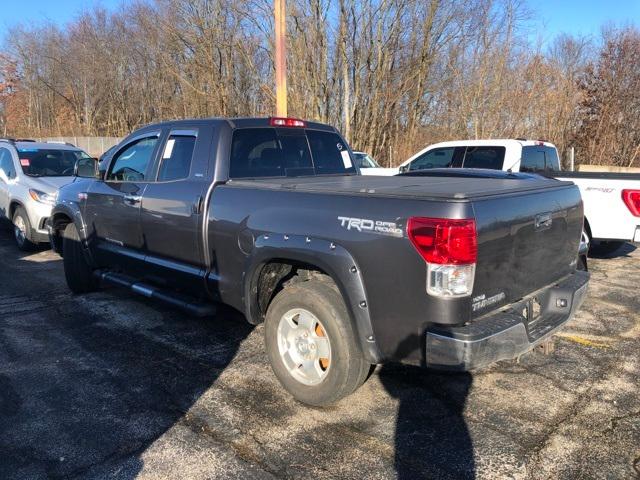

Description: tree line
[0,0,638,168]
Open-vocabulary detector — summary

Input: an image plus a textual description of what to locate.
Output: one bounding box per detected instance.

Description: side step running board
[94,271,216,317]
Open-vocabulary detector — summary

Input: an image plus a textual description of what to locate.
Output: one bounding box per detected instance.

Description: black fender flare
[49,203,95,265]
[243,233,382,364]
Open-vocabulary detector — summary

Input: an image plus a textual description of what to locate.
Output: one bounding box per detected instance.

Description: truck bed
[231,169,575,201]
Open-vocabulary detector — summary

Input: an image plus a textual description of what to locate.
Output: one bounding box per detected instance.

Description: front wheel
[264,276,371,406]
[12,207,36,251]
[62,223,99,294]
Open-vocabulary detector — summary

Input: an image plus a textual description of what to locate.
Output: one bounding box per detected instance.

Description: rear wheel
[264,276,370,406]
[62,223,98,294]
[12,207,36,251]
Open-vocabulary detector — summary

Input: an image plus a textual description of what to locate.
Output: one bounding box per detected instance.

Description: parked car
[0,139,95,250]
[352,151,396,175]
[391,139,640,254]
[48,118,589,406]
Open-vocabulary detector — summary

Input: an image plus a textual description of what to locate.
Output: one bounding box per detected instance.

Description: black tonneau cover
[230,169,574,201]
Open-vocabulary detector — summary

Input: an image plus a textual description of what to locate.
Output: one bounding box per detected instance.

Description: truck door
[0,147,16,218]
[84,132,161,271]
[139,126,210,291]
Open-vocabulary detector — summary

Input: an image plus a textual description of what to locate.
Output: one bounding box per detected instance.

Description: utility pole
[274,0,287,117]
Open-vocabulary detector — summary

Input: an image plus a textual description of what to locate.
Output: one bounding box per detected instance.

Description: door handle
[123,194,141,205]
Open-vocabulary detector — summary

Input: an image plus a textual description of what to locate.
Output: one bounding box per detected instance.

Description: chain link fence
[35,137,122,157]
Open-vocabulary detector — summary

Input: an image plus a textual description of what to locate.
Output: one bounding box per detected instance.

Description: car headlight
[29,189,57,206]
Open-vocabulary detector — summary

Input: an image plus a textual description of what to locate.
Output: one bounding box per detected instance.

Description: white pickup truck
[360,139,640,254]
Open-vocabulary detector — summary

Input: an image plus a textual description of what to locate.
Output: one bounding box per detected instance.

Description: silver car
[0,139,93,250]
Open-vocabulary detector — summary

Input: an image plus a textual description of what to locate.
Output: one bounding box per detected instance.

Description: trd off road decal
[472,292,506,312]
[338,216,403,238]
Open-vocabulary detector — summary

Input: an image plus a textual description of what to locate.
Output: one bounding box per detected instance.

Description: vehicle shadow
[589,241,637,259]
[0,234,253,479]
[378,340,475,479]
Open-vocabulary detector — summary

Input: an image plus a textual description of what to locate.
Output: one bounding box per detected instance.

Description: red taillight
[269,117,306,128]
[407,217,477,265]
[622,189,640,217]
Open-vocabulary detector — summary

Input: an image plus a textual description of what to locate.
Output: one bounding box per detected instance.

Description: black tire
[264,276,371,406]
[592,240,625,256]
[62,223,98,294]
[12,206,36,251]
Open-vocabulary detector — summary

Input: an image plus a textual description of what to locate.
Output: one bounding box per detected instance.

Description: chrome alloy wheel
[14,215,26,246]
[276,308,332,386]
[580,229,590,253]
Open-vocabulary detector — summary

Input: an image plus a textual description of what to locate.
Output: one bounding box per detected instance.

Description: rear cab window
[543,147,560,171]
[229,128,356,178]
[521,146,560,172]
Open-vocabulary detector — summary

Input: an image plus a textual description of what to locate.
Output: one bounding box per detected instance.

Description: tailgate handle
[535,213,553,230]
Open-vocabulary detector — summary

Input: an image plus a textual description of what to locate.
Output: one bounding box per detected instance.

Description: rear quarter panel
[207,183,473,363]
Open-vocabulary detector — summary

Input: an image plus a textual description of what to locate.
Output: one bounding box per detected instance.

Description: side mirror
[0,169,8,183]
[399,165,409,173]
[74,158,99,178]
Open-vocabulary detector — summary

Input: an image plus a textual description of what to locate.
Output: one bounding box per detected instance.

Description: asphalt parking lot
[0,225,638,480]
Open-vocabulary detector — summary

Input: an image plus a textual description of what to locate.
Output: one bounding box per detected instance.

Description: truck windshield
[229,128,357,178]
[17,148,91,177]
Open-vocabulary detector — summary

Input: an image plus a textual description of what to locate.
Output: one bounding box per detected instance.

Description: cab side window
[0,148,15,179]
[157,134,196,181]
[409,147,459,171]
[107,136,159,182]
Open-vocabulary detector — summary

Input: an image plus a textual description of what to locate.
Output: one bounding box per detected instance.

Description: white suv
[0,139,94,250]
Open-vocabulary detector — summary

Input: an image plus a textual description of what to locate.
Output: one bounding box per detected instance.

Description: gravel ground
[0,224,638,480]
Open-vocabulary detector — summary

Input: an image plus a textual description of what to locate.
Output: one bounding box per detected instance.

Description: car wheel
[62,223,98,294]
[264,276,371,406]
[12,207,36,251]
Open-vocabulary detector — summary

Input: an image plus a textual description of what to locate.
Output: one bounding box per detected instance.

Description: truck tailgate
[471,185,584,316]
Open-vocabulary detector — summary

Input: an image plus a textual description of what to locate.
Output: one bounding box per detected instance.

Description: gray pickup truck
[48,117,589,405]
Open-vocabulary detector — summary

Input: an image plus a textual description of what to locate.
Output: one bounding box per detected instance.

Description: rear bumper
[425,270,589,370]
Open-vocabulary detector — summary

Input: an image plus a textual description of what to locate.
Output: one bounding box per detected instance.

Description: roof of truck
[133,117,337,133]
